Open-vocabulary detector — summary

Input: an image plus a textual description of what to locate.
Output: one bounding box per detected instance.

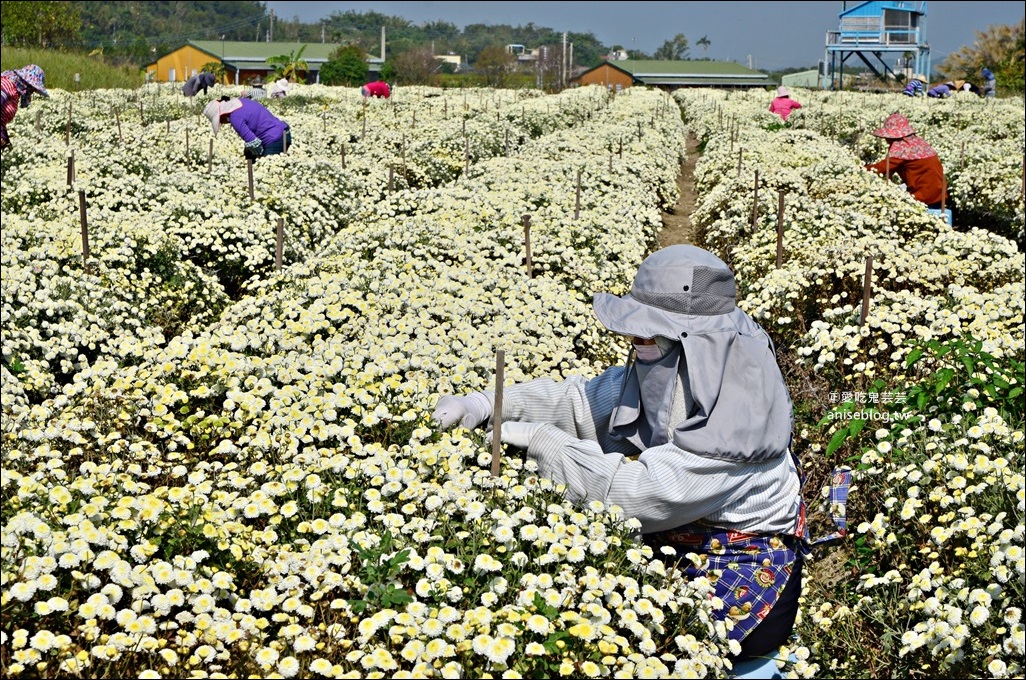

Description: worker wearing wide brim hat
[203,96,292,160]
[431,244,851,665]
[768,85,802,121]
[865,111,947,208]
[267,78,291,98]
[1,64,50,150]
[182,72,217,97]
[247,76,267,101]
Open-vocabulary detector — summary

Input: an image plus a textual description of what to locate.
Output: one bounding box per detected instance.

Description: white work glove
[431,392,493,430]
[494,421,544,450]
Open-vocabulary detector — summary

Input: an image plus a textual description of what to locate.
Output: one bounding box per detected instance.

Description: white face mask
[633,342,664,363]
[633,336,677,363]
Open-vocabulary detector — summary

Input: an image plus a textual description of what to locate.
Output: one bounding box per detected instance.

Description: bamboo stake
[776,189,785,268]
[523,215,533,278]
[750,170,759,230]
[79,190,90,273]
[860,255,874,327]
[275,218,284,270]
[247,159,255,199]
[490,350,505,477]
[574,168,582,220]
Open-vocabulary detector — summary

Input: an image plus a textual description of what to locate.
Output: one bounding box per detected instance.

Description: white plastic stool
[729,651,797,679]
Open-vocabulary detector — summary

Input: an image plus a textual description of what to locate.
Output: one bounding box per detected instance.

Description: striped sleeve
[501,371,801,535]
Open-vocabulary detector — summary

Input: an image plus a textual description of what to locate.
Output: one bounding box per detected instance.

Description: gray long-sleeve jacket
[495,367,803,536]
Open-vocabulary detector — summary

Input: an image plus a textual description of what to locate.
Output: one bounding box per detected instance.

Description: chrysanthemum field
[2,83,1023,679]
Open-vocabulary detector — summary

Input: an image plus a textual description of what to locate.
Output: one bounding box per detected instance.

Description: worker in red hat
[865,112,947,208]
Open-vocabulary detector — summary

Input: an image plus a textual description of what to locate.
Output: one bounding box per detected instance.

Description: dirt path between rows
[658,132,701,247]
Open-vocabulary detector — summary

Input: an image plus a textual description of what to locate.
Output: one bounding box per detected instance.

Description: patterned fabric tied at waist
[643,527,801,643]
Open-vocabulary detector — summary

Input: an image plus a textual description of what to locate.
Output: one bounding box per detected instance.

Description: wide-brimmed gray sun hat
[593,245,738,339]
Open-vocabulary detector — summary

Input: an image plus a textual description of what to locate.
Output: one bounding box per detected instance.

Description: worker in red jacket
[865,112,946,208]
[360,81,391,99]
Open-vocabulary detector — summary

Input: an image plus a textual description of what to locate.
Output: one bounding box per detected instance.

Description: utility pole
[269,9,274,42]
[562,31,567,89]
[321,22,325,44]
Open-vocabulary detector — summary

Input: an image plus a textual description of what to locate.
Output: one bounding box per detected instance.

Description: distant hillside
[69,2,609,69]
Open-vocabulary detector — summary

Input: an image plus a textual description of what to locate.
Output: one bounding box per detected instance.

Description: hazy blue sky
[263,1,1024,70]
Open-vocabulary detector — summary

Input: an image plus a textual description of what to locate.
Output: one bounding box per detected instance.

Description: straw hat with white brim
[203,98,243,135]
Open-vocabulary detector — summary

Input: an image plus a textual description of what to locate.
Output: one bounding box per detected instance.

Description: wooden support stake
[114,107,123,143]
[185,128,190,157]
[523,215,533,278]
[340,142,346,169]
[737,148,743,175]
[66,151,75,186]
[35,109,41,133]
[402,135,407,180]
[65,101,72,145]
[490,349,505,477]
[860,255,874,327]
[207,138,214,174]
[750,170,759,230]
[79,190,90,273]
[464,137,470,175]
[574,168,582,220]
[247,158,255,200]
[388,164,394,193]
[283,130,289,154]
[275,217,284,270]
[505,128,510,156]
[776,189,785,268]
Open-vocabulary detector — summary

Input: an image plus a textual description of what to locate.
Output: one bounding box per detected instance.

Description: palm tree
[696,35,711,59]
[268,44,309,82]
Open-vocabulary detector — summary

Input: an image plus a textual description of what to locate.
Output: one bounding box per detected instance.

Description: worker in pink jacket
[360,81,391,99]
[769,86,802,122]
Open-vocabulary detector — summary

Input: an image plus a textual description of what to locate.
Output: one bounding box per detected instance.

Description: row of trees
[2,2,1021,92]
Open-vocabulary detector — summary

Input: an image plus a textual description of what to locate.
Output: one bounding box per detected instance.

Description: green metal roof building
[145,40,383,85]
[576,59,771,90]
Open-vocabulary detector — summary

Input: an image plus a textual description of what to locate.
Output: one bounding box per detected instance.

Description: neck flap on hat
[609,309,794,462]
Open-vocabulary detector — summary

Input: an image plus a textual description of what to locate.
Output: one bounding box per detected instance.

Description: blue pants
[263,128,292,156]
